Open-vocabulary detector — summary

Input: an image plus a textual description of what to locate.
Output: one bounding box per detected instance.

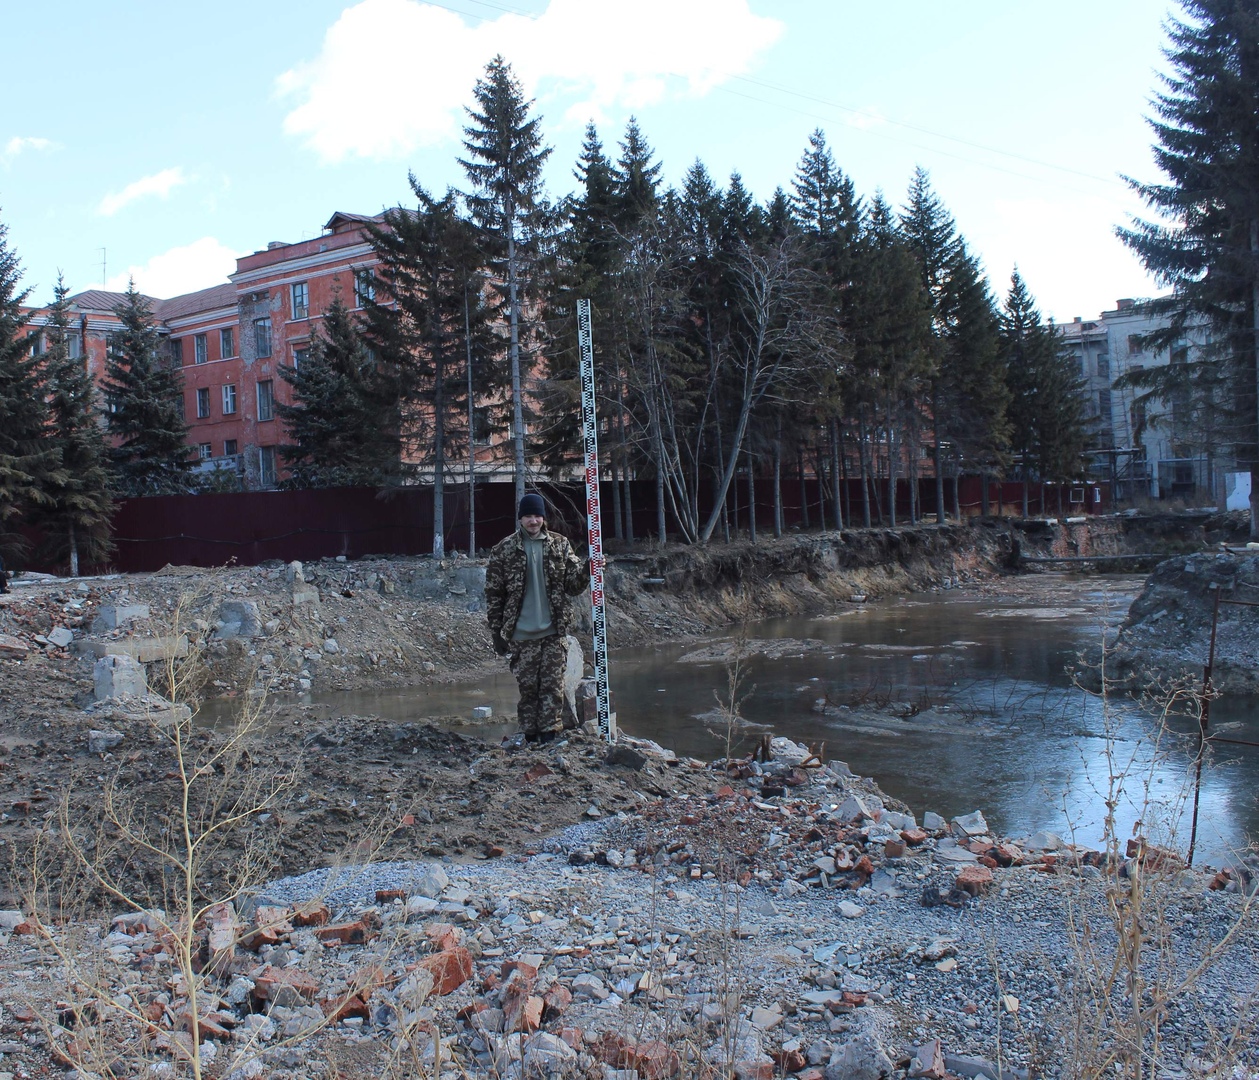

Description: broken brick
[631,1039,680,1080]
[418,945,473,995]
[253,966,319,1004]
[955,865,994,896]
[523,763,552,783]
[316,919,379,946]
[375,888,407,904]
[291,901,330,927]
[427,922,464,952]
[901,827,928,846]
[542,983,572,1019]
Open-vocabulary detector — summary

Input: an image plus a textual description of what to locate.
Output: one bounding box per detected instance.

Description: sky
[1,0,1177,324]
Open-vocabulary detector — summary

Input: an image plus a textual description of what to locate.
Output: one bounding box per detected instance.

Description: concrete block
[79,636,189,664]
[0,633,29,660]
[47,627,74,649]
[91,604,150,632]
[216,600,261,639]
[562,635,584,729]
[94,654,147,700]
[88,730,125,754]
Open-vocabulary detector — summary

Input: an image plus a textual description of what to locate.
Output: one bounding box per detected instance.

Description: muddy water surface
[305,575,1259,865]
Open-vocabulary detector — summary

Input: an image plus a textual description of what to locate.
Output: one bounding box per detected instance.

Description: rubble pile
[1,738,1253,1080]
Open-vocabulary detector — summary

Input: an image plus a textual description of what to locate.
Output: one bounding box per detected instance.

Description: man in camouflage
[485,493,589,744]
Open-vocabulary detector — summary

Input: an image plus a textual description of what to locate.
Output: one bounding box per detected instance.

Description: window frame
[258,445,277,488]
[224,439,239,457]
[198,442,213,461]
[254,318,272,358]
[222,383,237,415]
[354,269,375,307]
[256,379,275,422]
[220,327,235,358]
[196,387,211,419]
[291,281,309,321]
[194,333,208,365]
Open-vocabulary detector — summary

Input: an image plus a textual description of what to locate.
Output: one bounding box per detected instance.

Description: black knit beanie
[518,493,546,519]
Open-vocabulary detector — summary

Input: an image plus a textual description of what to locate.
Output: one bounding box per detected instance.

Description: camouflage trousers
[507,635,568,737]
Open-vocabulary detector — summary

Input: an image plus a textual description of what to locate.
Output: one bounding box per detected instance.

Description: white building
[1056,298,1217,502]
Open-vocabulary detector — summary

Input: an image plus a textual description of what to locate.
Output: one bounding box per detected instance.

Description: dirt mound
[1107,550,1259,693]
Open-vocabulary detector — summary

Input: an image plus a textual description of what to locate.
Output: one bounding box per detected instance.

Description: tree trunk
[772,420,783,539]
[829,418,843,531]
[747,450,757,544]
[886,413,897,528]
[933,380,946,524]
[1251,219,1259,539]
[69,522,79,578]
[433,348,446,558]
[464,291,477,556]
[506,214,526,507]
[799,449,809,530]
[859,411,873,528]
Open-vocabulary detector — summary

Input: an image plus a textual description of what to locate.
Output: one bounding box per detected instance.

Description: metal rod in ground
[577,299,613,742]
[1187,584,1223,867]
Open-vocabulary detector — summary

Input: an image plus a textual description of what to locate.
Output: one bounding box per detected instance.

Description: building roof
[67,289,157,314]
[155,282,237,321]
[324,210,384,232]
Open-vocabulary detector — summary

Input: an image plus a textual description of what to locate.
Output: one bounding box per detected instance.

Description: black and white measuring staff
[577,298,613,742]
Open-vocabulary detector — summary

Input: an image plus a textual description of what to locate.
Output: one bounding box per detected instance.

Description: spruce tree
[102,281,192,497]
[460,55,553,506]
[278,293,395,489]
[1000,270,1085,511]
[1118,0,1259,533]
[0,213,63,565]
[35,276,113,574]
[363,182,503,554]
[611,117,662,229]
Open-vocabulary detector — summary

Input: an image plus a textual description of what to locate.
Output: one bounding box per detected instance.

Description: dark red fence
[20,474,1105,575]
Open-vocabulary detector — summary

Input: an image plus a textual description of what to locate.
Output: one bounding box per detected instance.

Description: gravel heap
[2,735,1255,1080]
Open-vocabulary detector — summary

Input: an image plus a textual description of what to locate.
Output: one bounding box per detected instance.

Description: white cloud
[98,167,188,216]
[278,0,783,163]
[91,237,240,299]
[1,136,54,167]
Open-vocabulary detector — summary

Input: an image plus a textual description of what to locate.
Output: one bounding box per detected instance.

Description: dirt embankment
[0,514,1231,909]
[1107,549,1259,693]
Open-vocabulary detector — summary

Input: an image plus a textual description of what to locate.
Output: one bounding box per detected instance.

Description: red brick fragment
[631,1039,680,1080]
[901,827,928,846]
[524,763,552,783]
[291,901,330,927]
[418,945,473,995]
[485,843,505,858]
[884,839,907,859]
[376,888,407,903]
[324,994,371,1022]
[316,919,379,946]
[253,966,319,1004]
[979,855,999,869]
[543,983,572,1019]
[427,922,463,952]
[955,865,994,896]
[772,1049,807,1072]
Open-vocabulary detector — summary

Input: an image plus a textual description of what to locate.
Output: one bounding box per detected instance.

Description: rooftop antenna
[99,247,106,288]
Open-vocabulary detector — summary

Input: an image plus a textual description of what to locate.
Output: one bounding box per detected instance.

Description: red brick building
[20,212,455,490]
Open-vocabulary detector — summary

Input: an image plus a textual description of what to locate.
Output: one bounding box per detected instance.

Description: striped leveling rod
[577,298,613,742]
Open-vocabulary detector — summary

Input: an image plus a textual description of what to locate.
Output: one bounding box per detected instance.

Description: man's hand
[492,631,510,656]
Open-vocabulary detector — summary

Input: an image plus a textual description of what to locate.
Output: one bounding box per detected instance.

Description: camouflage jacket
[485,527,588,643]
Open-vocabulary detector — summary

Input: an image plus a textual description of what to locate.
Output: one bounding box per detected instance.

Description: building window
[472,405,493,445]
[222,384,237,415]
[293,347,309,369]
[254,318,272,358]
[291,282,309,320]
[355,269,374,307]
[1126,334,1143,356]
[1098,388,1112,419]
[169,338,184,366]
[220,328,235,358]
[66,333,82,359]
[257,380,275,422]
[26,331,42,356]
[259,446,277,488]
[224,439,238,457]
[194,333,208,365]
[1097,353,1109,379]
[198,442,213,461]
[196,387,211,419]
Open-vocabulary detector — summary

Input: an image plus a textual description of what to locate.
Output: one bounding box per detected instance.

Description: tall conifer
[1118,0,1259,532]
[460,56,552,505]
[36,277,113,574]
[102,281,191,496]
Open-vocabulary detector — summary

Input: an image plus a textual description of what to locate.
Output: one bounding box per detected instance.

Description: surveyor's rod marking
[577,299,612,742]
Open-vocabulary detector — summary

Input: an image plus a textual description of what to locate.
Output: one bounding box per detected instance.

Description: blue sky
[2,0,1172,323]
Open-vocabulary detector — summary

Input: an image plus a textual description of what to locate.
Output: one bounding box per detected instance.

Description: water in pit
[264,575,1259,865]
